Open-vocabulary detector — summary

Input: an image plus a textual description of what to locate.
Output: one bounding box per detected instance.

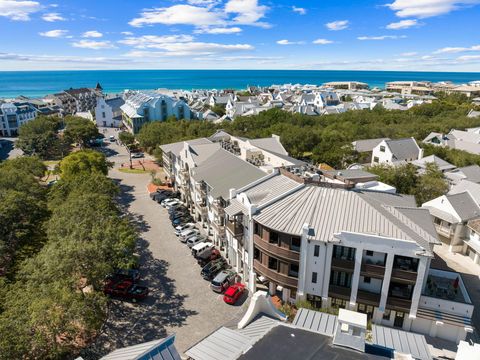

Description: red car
[104,279,149,301]
[223,283,246,305]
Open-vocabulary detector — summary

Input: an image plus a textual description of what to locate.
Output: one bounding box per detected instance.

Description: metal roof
[449,180,480,204]
[446,192,480,221]
[248,137,288,156]
[192,149,266,199]
[100,335,181,360]
[225,199,246,216]
[412,155,456,172]
[385,138,420,161]
[254,186,439,248]
[160,138,212,157]
[292,308,337,337]
[372,325,432,360]
[185,327,253,360]
[237,315,279,342]
[352,138,390,153]
[243,174,303,208]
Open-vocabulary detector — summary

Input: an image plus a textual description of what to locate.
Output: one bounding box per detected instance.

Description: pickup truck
[197,248,221,266]
[103,279,148,301]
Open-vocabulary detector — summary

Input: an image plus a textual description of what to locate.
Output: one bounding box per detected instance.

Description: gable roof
[248,137,288,156]
[447,192,480,221]
[449,180,480,204]
[384,138,420,161]
[159,138,211,157]
[411,155,456,172]
[100,335,180,360]
[352,138,390,153]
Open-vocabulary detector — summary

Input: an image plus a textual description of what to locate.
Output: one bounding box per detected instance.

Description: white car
[161,198,179,208]
[183,234,207,245]
[175,223,196,236]
[180,228,200,241]
[165,200,181,210]
[186,236,209,248]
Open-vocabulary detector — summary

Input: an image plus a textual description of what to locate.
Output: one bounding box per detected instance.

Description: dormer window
[380,145,386,152]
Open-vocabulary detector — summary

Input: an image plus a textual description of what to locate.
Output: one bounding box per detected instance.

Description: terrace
[423,269,469,304]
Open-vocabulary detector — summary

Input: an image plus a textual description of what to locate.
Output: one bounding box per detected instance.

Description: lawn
[118,168,149,174]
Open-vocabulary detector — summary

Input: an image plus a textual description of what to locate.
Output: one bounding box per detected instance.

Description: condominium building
[0,101,37,136]
[46,85,102,115]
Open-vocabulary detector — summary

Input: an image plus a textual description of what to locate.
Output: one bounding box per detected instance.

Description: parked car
[168,204,186,214]
[201,258,227,280]
[106,268,140,282]
[103,279,148,301]
[109,135,115,142]
[197,248,221,266]
[223,283,246,305]
[172,216,194,226]
[165,200,182,210]
[181,228,200,242]
[131,152,144,158]
[170,210,189,220]
[175,222,196,236]
[150,189,171,200]
[153,193,171,203]
[190,241,212,257]
[186,236,208,248]
[211,270,237,293]
[161,198,179,208]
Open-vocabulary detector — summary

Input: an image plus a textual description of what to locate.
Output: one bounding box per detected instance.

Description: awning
[225,199,246,216]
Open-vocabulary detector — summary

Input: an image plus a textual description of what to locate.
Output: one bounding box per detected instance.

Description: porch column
[349,247,363,309]
[268,281,276,296]
[321,243,333,307]
[409,256,429,318]
[296,224,310,300]
[377,253,394,322]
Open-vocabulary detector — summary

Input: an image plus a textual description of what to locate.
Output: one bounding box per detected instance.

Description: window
[289,264,299,278]
[254,247,261,261]
[291,236,301,252]
[254,222,262,237]
[383,309,391,320]
[314,245,320,257]
[268,257,278,271]
[380,145,386,152]
[102,112,106,118]
[364,276,371,283]
[366,250,373,256]
[373,156,379,163]
[269,231,279,244]
[311,272,318,284]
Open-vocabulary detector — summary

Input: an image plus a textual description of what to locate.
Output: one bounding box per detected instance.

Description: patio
[423,274,466,303]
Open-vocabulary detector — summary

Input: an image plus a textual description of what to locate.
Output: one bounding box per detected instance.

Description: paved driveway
[83,129,248,358]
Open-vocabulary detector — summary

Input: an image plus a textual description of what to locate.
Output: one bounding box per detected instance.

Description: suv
[201,258,226,280]
[175,223,196,236]
[186,236,207,248]
[180,228,200,241]
[211,270,236,293]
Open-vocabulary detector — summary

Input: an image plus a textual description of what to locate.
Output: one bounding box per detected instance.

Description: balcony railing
[357,290,381,306]
[254,259,298,288]
[391,268,417,283]
[211,221,226,236]
[435,224,452,238]
[331,257,355,271]
[254,234,300,263]
[328,285,351,300]
[361,263,385,278]
[386,297,412,312]
[226,221,244,238]
[211,201,225,215]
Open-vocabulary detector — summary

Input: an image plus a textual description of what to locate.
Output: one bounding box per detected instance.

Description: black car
[170,210,189,219]
[150,189,171,200]
[201,258,227,280]
[168,204,186,214]
[172,216,193,226]
[106,268,140,283]
[154,194,171,203]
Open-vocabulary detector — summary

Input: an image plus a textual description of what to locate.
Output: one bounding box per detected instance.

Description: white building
[0,101,37,136]
[95,96,125,128]
[371,138,423,165]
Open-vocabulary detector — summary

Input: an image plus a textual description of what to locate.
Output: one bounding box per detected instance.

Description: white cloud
[457,55,480,61]
[386,19,418,29]
[386,0,480,18]
[121,31,133,36]
[434,44,480,53]
[0,0,41,21]
[224,0,269,27]
[400,51,418,56]
[82,30,103,38]
[357,35,407,40]
[313,38,333,45]
[292,6,306,15]
[194,27,242,34]
[119,35,194,48]
[129,4,226,27]
[72,40,116,50]
[325,20,349,31]
[276,39,305,45]
[41,12,65,22]
[124,42,253,58]
[39,29,69,38]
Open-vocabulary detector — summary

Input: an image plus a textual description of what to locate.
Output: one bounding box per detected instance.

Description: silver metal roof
[160,138,212,157]
[100,335,181,360]
[385,138,421,161]
[225,199,246,216]
[248,137,288,156]
[254,186,439,248]
[192,149,266,199]
[237,316,279,342]
[372,325,432,360]
[185,327,253,360]
[243,174,302,208]
[292,308,337,337]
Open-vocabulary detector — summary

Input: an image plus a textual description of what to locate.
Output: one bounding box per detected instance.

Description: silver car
[210,270,236,293]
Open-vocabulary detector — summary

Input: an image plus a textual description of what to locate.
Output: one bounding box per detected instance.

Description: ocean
[0,69,479,98]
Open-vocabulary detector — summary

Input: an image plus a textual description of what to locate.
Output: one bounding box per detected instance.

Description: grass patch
[118,168,149,174]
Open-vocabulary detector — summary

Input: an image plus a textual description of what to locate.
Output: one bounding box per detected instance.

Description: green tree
[414,163,449,205]
[211,104,226,116]
[64,116,99,148]
[118,131,135,146]
[368,164,419,195]
[15,116,63,159]
[59,150,111,180]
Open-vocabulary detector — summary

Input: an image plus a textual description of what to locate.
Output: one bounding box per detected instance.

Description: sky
[0,0,479,71]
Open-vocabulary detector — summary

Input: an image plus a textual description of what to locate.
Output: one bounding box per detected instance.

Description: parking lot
[83,129,248,358]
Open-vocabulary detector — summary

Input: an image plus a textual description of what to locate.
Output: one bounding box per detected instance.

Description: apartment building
[46,86,101,115]
[0,101,37,136]
[120,91,192,134]
[95,96,125,128]
[162,131,475,343]
[385,81,434,96]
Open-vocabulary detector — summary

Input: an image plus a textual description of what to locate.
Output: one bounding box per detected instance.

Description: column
[321,244,333,306]
[296,224,310,300]
[409,256,429,318]
[377,253,394,322]
[268,281,276,296]
[349,247,363,309]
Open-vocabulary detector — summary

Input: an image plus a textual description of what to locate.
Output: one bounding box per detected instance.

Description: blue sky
[0,0,479,71]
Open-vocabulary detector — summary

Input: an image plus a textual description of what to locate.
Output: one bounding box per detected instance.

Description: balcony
[254,259,298,288]
[328,285,351,300]
[226,220,244,239]
[357,290,381,306]
[386,297,412,312]
[331,257,355,272]
[434,224,452,238]
[361,263,385,278]
[254,235,300,263]
[211,201,225,216]
[211,221,226,236]
[391,268,417,283]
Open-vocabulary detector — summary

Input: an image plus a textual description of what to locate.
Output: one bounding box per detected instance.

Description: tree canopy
[64,116,100,148]
[15,116,64,159]
[59,150,111,181]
